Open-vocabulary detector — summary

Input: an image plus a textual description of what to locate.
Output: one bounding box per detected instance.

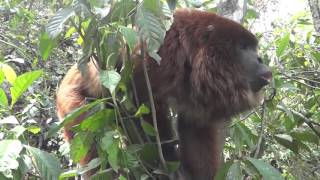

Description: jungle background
[0,0,320,179]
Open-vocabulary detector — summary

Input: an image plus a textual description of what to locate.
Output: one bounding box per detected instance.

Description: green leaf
[101,131,120,171]
[247,158,284,180]
[106,0,135,22]
[100,70,121,94]
[0,88,8,107]
[141,120,156,136]
[167,161,180,173]
[119,175,127,180]
[0,70,4,84]
[276,33,290,58]
[136,7,166,64]
[70,132,94,162]
[215,161,233,180]
[134,104,150,118]
[0,140,23,175]
[245,9,259,19]
[26,146,62,180]
[119,26,138,53]
[10,70,43,107]
[27,125,41,134]
[80,109,115,132]
[46,7,75,38]
[47,99,106,138]
[226,161,242,180]
[143,0,162,16]
[39,32,55,61]
[274,134,298,153]
[0,62,16,84]
[311,51,320,62]
[278,103,295,131]
[290,131,319,145]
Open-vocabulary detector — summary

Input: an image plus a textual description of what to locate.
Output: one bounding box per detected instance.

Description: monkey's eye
[257,57,263,63]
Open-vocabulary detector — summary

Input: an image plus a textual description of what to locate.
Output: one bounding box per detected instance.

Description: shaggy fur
[57,9,270,180]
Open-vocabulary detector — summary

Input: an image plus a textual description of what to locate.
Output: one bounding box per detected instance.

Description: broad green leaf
[0,63,16,84]
[0,140,23,174]
[70,132,94,162]
[226,161,242,180]
[100,131,117,151]
[0,88,8,107]
[290,131,319,145]
[278,103,295,131]
[141,120,156,136]
[119,26,138,52]
[10,70,43,107]
[80,109,115,132]
[46,7,75,38]
[106,0,135,22]
[276,33,290,58]
[39,32,55,61]
[101,131,120,171]
[143,0,161,16]
[134,104,150,118]
[247,158,284,180]
[118,150,139,168]
[47,99,106,138]
[26,146,62,180]
[236,122,254,149]
[100,70,121,94]
[274,134,298,153]
[136,7,166,64]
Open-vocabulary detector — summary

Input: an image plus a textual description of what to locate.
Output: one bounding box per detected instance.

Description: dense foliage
[0,0,319,179]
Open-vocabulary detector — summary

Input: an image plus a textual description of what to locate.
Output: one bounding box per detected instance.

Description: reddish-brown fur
[57,9,266,179]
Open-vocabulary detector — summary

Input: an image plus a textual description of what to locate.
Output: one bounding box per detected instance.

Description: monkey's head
[172,9,272,120]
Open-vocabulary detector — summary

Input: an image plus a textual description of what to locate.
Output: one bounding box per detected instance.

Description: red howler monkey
[56,9,272,180]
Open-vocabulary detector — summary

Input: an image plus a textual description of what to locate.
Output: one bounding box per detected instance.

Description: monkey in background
[57,9,272,180]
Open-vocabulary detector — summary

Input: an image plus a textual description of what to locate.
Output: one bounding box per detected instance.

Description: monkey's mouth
[251,72,272,92]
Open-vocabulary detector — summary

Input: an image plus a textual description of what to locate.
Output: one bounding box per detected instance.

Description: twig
[254,102,266,158]
[139,38,167,170]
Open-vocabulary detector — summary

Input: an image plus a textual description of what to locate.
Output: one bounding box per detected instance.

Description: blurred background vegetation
[0,0,319,179]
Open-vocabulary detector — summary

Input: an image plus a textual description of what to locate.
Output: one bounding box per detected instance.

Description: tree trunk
[308,0,320,33]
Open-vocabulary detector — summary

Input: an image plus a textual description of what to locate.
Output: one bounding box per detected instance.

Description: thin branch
[254,102,266,158]
[139,39,167,170]
[277,105,320,138]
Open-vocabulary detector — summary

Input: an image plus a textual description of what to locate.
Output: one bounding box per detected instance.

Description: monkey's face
[237,47,272,101]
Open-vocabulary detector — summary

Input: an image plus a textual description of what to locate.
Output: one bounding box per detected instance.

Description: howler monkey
[56,9,272,180]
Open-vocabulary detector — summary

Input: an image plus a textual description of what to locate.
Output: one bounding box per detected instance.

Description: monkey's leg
[177,114,227,180]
